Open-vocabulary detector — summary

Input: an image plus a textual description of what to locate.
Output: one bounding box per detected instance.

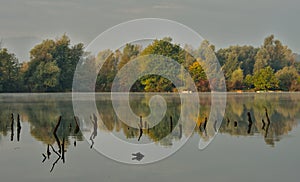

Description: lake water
[0,93,300,182]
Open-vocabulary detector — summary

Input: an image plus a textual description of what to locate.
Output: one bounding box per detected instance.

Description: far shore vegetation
[1,34,300,93]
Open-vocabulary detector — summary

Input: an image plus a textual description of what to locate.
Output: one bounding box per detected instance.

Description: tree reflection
[0,93,300,167]
[219,93,300,146]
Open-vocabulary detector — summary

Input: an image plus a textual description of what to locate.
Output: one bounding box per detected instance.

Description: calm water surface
[0,93,300,182]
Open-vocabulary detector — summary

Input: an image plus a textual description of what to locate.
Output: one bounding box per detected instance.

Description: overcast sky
[1,0,300,61]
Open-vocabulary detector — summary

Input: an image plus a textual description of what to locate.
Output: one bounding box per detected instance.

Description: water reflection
[0,93,300,169]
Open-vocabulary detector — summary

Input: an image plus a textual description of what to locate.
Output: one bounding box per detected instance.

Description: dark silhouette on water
[61,138,65,163]
[137,116,144,141]
[262,119,266,130]
[138,129,143,141]
[50,155,61,173]
[53,116,62,134]
[90,114,98,149]
[41,116,69,172]
[264,107,271,138]
[227,117,230,127]
[47,144,51,159]
[17,114,21,141]
[199,117,207,133]
[74,116,80,134]
[73,116,80,147]
[10,113,14,141]
[132,152,144,161]
[42,153,47,163]
[199,117,208,136]
[170,116,173,133]
[53,116,62,153]
[140,116,143,129]
[203,117,207,131]
[234,121,238,127]
[50,144,60,156]
[247,112,253,134]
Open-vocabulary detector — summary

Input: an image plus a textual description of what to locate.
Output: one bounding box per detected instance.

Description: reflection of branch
[227,117,230,127]
[262,119,266,130]
[90,137,94,149]
[50,144,60,157]
[203,117,207,131]
[247,112,253,134]
[17,114,21,141]
[61,138,65,163]
[264,107,271,138]
[53,116,62,134]
[265,107,271,124]
[74,116,80,134]
[11,113,14,141]
[53,131,61,154]
[170,116,173,133]
[265,122,270,138]
[53,116,62,153]
[40,116,69,173]
[89,114,98,149]
[234,121,238,127]
[42,154,47,163]
[138,126,143,141]
[47,144,51,159]
[199,117,207,132]
[50,156,61,173]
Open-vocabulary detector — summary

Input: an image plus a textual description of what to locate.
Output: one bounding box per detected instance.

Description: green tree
[96,50,118,91]
[188,61,209,91]
[221,52,239,80]
[24,35,84,92]
[254,35,294,73]
[217,45,257,77]
[0,48,20,92]
[52,34,84,91]
[33,61,60,91]
[230,68,244,90]
[244,74,254,89]
[275,66,299,91]
[252,66,279,91]
[139,38,185,92]
[117,44,141,70]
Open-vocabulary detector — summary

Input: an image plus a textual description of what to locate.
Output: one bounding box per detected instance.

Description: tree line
[0,34,300,92]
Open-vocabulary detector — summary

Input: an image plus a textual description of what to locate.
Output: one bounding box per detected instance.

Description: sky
[1,0,300,61]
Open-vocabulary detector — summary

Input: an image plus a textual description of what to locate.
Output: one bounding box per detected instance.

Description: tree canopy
[0,34,299,92]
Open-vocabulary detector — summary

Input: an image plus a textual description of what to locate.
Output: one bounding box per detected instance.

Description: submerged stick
[17,114,21,141]
[61,138,65,163]
[264,107,271,138]
[227,117,230,127]
[74,116,80,134]
[11,113,14,141]
[234,121,238,127]
[262,119,266,130]
[170,116,173,133]
[247,112,253,134]
[53,116,62,134]
[140,116,143,129]
[265,107,271,124]
[203,117,207,131]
